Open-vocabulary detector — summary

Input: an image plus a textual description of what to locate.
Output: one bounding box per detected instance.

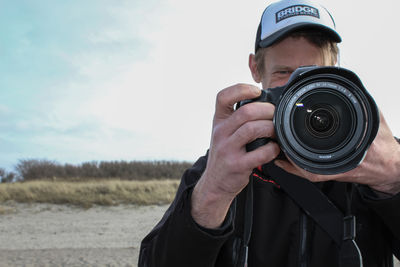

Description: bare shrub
[0,168,15,183]
[14,159,192,181]
[15,159,63,181]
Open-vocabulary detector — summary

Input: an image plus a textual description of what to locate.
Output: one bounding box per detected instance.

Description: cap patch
[275,5,320,23]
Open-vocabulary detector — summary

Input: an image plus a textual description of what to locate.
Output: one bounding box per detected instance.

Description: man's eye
[276,71,291,75]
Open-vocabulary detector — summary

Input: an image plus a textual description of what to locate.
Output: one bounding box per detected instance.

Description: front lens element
[307,105,339,138]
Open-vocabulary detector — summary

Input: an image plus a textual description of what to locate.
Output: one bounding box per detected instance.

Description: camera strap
[254,162,363,267]
[242,174,253,267]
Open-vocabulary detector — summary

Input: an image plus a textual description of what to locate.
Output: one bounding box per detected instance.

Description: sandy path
[0,203,168,266]
[0,203,399,267]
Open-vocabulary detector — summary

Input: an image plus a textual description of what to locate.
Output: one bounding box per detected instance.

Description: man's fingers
[230,119,275,149]
[274,158,352,183]
[215,84,261,119]
[242,142,281,168]
[231,101,275,128]
[215,101,275,138]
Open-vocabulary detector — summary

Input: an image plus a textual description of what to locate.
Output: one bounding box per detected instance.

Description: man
[139,0,400,266]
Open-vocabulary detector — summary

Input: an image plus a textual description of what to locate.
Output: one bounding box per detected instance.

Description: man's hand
[275,112,400,195]
[191,84,280,229]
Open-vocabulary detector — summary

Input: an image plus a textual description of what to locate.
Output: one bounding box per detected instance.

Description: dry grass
[0,179,179,208]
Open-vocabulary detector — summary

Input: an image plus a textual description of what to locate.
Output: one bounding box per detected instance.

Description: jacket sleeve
[357,185,400,259]
[138,154,235,267]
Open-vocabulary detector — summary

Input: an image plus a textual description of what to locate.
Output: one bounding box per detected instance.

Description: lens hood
[238,66,379,174]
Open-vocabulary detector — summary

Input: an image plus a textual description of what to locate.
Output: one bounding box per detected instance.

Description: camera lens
[307,105,338,138]
[290,90,355,153]
[271,67,379,174]
[239,67,379,174]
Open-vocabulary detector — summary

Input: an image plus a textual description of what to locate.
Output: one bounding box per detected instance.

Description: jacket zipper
[299,212,309,267]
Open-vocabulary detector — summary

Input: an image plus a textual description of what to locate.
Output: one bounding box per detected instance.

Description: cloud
[0,0,167,165]
[1,0,399,172]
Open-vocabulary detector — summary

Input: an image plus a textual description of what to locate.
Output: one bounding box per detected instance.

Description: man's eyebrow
[272,65,294,71]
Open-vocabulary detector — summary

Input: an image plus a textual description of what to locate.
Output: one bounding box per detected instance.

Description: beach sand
[0,202,399,267]
[0,203,168,266]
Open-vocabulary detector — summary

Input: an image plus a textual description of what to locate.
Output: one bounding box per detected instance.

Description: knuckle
[235,121,275,147]
[217,84,247,101]
[236,104,254,122]
[218,151,240,172]
[217,84,253,102]
[259,102,275,118]
[243,122,258,138]
[234,83,249,91]
[237,121,263,144]
[235,127,252,144]
[212,124,227,143]
[262,121,274,137]
[212,140,229,160]
[224,158,237,171]
[216,89,229,106]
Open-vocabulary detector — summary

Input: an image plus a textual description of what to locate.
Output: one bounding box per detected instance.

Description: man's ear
[249,54,261,83]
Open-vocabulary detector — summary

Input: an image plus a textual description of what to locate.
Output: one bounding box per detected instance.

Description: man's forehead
[263,37,325,71]
[266,56,324,72]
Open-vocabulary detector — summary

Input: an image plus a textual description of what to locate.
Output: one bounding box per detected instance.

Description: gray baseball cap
[255,0,341,52]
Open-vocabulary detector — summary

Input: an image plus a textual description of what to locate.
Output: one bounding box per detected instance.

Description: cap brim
[258,22,342,49]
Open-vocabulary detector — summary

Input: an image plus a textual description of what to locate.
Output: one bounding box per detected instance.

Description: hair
[254,29,339,75]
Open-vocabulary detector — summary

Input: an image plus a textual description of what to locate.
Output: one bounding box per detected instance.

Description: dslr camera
[237,66,379,175]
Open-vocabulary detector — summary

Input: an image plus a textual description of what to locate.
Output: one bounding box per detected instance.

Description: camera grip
[246,137,286,160]
[237,88,285,158]
[246,137,272,152]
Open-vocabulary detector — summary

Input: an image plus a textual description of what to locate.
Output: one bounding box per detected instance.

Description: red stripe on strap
[252,172,280,188]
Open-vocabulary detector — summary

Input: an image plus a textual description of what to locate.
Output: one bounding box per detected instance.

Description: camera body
[237,66,379,175]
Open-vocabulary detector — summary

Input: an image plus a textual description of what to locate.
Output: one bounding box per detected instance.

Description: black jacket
[139,154,400,266]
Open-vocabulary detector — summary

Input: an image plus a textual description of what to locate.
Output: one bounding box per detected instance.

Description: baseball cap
[255,0,341,52]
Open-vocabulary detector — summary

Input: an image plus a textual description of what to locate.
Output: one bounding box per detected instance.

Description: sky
[1,0,400,172]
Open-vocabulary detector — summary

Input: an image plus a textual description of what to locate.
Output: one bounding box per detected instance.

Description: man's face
[255,36,326,89]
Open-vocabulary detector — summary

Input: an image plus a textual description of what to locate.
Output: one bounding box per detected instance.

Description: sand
[0,202,399,267]
[0,203,168,266]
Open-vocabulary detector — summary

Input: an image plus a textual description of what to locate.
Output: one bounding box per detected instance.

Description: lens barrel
[273,66,379,174]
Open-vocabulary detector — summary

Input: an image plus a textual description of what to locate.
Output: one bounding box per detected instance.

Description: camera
[236,66,379,175]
